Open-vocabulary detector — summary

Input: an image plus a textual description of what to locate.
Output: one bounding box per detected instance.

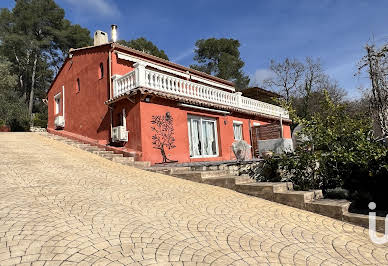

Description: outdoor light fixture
[144,96,151,103]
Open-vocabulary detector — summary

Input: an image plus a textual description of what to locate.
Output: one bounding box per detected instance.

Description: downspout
[248,119,254,158]
[62,86,65,127]
[108,45,114,140]
[280,114,283,138]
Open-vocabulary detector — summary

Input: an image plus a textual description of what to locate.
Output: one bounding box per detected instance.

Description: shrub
[325,187,349,199]
[33,112,48,128]
[0,93,30,131]
[251,91,388,210]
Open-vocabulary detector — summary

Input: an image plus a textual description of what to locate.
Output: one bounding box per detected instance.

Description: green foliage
[32,112,48,128]
[325,187,350,200]
[190,38,250,90]
[118,38,169,60]
[253,91,388,209]
[0,57,30,131]
[0,0,92,116]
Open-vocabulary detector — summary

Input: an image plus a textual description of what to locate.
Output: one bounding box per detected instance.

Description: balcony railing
[112,63,289,119]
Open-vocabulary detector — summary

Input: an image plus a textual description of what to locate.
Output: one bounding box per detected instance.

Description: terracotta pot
[0,125,11,132]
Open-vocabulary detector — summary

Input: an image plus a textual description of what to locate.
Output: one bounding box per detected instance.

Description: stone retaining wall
[236,181,385,233]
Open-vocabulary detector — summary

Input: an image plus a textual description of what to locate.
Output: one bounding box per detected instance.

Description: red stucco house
[47,29,292,165]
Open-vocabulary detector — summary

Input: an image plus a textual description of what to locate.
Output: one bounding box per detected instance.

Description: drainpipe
[280,114,283,138]
[248,118,254,158]
[108,45,114,140]
[62,85,65,127]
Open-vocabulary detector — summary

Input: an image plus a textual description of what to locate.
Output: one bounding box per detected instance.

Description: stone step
[234,176,255,185]
[201,175,236,189]
[112,156,135,164]
[134,161,151,168]
[100,153,123,160]
[91,150,114,155]
[78,145,101,152]
[71,143,92,148]
[273,190,316,209]
[147,166,191,175]
[235,182,292,200]
[171,170,230,182]
[306,199,351,220]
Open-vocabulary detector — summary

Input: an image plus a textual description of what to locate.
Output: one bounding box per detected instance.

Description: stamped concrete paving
[0,133,387,266]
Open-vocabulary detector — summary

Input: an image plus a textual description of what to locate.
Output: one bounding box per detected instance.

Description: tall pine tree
[0,0,92,117]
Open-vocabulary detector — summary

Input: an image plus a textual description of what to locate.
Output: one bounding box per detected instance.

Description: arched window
[76,78,80,93]
[99,63,104,79]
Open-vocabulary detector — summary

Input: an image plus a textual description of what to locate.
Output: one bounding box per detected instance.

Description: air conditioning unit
[112,126,128,142]
[54,116,65,128]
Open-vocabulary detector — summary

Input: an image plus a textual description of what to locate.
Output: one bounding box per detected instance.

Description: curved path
[0,133,387,266]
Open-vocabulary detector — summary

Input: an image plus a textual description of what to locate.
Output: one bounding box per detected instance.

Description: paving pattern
[0,133,387,266]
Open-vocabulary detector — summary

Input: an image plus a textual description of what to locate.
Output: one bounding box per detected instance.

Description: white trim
[122,108,126,129]
[54,92,61,115]
[253,122,261,126]
[233,120,243,125]
[178,103,230,115]
[116,51,235,92]
[62,86,65,125]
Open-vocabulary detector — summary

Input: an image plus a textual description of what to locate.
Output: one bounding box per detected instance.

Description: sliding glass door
[187,115,218,158]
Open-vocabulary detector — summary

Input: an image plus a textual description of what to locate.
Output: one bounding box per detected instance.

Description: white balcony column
[134,62,147,87]
[111,74,122,98]
[235,92,242,108]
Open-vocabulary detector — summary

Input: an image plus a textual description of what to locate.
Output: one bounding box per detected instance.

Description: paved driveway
[0,133,387,266]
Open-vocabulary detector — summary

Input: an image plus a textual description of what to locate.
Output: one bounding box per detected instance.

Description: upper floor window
[99,63,104,79]
[233,121,243,140]
[54,93,61,114]
[76,78,80,93]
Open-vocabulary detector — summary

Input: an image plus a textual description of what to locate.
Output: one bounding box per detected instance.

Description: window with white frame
[54,93,61,114]
[187,115,218,157]
[233,121,243,140]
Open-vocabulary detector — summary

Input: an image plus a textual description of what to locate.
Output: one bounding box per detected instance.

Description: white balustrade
[112,65,289,119]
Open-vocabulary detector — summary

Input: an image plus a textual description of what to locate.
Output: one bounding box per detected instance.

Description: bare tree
[264,58,304,103]
[265,57,345,119]
[359,43,388,137]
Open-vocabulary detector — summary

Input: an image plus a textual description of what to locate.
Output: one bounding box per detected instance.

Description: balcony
[112,63,289,119]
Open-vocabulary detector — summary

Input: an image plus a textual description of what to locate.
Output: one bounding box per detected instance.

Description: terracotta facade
[48,43,291,165]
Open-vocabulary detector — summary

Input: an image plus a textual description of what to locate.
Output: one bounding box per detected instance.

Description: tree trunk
[366,46,388,136]
[28,53,38,117]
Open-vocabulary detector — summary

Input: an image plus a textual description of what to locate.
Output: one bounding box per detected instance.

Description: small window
[54,93,61,114]
[233,121,243,140]
[76,78,80,93]
[99,63,104,79]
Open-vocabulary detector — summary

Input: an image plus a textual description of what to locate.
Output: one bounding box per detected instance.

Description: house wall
[48,46,292,165]
[134,97,291,165]
[48,46,111,144]
[111,97,142,153]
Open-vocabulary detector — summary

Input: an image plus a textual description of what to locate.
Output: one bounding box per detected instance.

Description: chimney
[111,25,118,42]
[94,30,108,46]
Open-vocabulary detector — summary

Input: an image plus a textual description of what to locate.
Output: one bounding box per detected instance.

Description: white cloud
[251,68,274,87]
[62,0,121,18]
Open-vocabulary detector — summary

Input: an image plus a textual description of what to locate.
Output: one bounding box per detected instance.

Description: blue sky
[3,0,388,99]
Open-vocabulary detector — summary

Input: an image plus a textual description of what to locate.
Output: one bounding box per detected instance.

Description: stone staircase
[147,164,355,224]
[41,132,150,168]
